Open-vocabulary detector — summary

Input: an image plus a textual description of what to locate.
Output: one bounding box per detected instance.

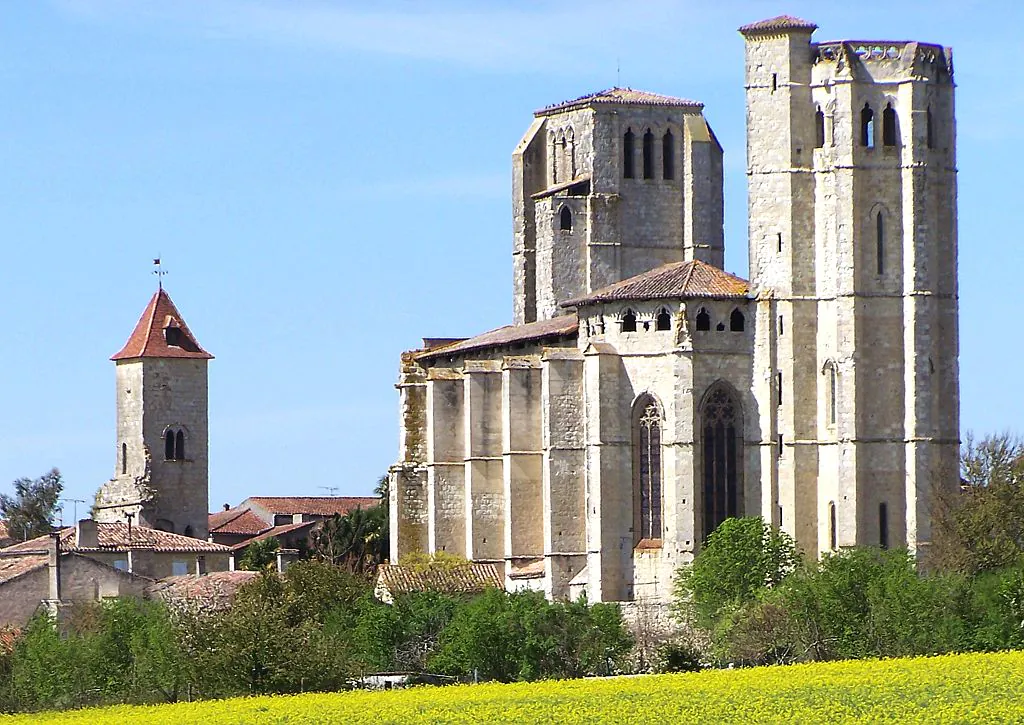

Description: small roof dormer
[110,288,214,361]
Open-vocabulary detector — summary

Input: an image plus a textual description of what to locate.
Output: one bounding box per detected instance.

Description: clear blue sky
[1,1,1019,522]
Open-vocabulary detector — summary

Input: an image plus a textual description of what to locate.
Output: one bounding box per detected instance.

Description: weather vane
[153,256,167,290]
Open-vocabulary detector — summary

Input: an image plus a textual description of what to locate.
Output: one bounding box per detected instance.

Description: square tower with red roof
[93,288,213,539]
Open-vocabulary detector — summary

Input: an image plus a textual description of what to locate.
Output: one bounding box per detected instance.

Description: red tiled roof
[230,520,316,551]
[0,553,47,585]
[416,315,578,361]
[0,628,20,653]
[376,563,502,596]
[209,509,270,536]
[538,87,703,116]
[738,15,817,35]
[3,524,231,554]
[562,260,749,307]
[243,497,380,517]
[111,288,213,361]
[147,571,260,612]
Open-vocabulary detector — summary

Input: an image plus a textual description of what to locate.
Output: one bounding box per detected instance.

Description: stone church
[389,16,960,603]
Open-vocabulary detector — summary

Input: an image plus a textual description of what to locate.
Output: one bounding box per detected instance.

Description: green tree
[238,536,279,571]
[1,469,63,542]
[311,506,386,574]
[931,432,1024,573]
[673,517,797,630]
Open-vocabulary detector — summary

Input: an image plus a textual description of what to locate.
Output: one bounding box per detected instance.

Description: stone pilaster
[426,367,465,555]
[502,356,544,575]
[464,360,504,562]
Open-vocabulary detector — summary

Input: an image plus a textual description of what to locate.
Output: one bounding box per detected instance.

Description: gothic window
[829,502,837,550]
[165,428,185,461]
[559,206,572,231]
[882,103,897,146]
[926,106,935,149]
[656,307,672,331]
[176,430,186,460]
[121,443,127,475]
[165,430,175,460]
[701,384,742,542]
[730,308,745,332]
[621,309,637,332]
[623,129,635,179]
[879,502,889,549]
[861,104,875,148]
[695,307,710,332]
[633,395,663,542]
[825,361,838,426]
[814,107,825,148]
[642,129,654,179]
[876,211,885,275]
[662,130,675,180]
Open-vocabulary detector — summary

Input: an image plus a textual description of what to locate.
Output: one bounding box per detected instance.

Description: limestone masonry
[390,16,959,603]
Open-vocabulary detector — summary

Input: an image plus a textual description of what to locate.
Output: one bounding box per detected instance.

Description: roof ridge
[681,259,698,294]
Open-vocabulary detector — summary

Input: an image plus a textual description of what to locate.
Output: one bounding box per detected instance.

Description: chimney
[47,532,62,601]
[76,518,98,549]
[223,503,231,511]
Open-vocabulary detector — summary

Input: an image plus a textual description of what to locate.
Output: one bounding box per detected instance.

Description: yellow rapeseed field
[3,651,1023,724]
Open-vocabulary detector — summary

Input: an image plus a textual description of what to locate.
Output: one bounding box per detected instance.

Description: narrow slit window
[623,129,635,179]
[559,206,572,231]
[165,431,175,461]
[879,502,889,549]
[777,233,782,253]
[662,130,675,180]
[642,129,654,179]
[695,308,710,332]
[861,104,874,148]
[121,443,127,475]
[175,430,185,461]
[828,363,838,426]
[829,502,837,550]
[778,314,784,336]
[882,103,897,146]
[730,308,745,332]
[777,372,783,407]
[876,212,885,276]
[777,433,784,458]
[771,73,777,92]
[814,108,825,148]
[621,309,637,333]
[656,308,672,331]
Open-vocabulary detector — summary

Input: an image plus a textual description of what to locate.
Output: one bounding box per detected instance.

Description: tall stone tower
[94,288,213,539]
[512,88,725,324]
[740,16,959,555]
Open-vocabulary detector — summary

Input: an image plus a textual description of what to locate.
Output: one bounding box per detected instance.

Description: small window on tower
[121,443,127,475]
[814,107,825,148]
[559,206,572,231]
[175,430,185,461]
[165,430,175,461]
[642,129,654,180]
[829,501,837,550]
[621,309,637,333]
[882,103,897,146]
[656,308,672,331]
[861,104,875,148]
[662,130,675,180]
[695,308,711,332]
[876,211,885,276]
[730,309,745,332]
[879,502,889,549]
[165,325,183,348]
[623,129,635,179]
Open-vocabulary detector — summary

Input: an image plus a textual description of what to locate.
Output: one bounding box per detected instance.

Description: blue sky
[1,1,1020,521]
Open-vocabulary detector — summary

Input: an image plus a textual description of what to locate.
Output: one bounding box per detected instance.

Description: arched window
[620,309,637,332]
[829,502,837,550]
[876,211,885,275]
[165,430,175,461]
[926,106,935,149]
[623,129,635,179]
[642,129,654,179]
[814,107,825,148]
[882,103,897,146]
[879,502,889,549]
[695,307,710,332]
[559,206,572,231]
[701,384,742,541]
[633,395,663,542]
[662,130,675,180]
[175,430,186,461]
[551,133,560,184]
[825,361,838,426]
[121,443,127,475]
[861,104,874,148]
[730,309,745,332]
[656,308,672,331]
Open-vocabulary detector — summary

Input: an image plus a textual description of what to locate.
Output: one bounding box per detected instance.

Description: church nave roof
[562,259,749,307]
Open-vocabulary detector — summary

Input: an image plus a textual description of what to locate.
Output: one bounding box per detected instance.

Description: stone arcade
[389,16,960,603]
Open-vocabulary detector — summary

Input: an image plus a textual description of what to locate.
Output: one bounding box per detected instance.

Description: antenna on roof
[319,486,340,496]
[58,498,86,526]
[616,57,621,88]
[153,256,167,290]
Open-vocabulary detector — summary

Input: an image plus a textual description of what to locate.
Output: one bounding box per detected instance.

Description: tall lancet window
[701,384,742,542]
[623,129,635,179]
[633,395,663,542]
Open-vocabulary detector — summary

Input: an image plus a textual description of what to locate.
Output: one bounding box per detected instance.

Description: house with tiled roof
[3,519,231,580]
[374,563,502,605]
[390,14,961,604]
[209,496,379,552]
[147,570,260,614]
